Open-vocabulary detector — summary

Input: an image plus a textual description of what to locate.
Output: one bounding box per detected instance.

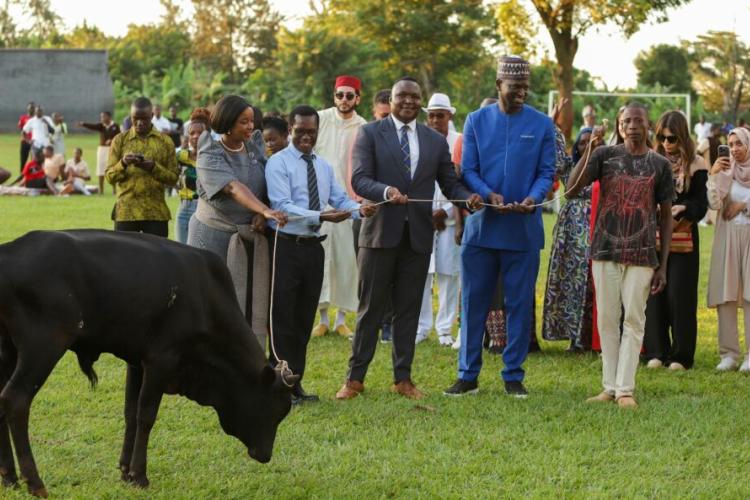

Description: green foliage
[635,44,693,95]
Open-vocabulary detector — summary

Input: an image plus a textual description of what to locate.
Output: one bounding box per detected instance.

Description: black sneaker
[504,381,528,398]
[291,384,320,406]
[443,379,479,396]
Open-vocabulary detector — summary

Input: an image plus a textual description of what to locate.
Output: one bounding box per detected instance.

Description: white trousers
[592,261,654,398]
[418,272,459,336]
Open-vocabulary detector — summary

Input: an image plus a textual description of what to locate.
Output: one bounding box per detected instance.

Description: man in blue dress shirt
[266,105,377,405]
[443,56,556,398]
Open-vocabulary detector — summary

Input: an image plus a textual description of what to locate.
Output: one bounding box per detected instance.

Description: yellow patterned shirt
[105,126,179,221]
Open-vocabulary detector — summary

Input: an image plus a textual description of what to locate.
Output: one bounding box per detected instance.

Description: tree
[496,0,691,137]
[327,0,500,96]
[61,21,111,49]
[686,31,750,123]
[191,0,282,80]
[635,44,692,94]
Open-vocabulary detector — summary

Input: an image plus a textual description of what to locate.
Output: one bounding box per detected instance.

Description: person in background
[644,111,708,371]
[542,100,601,353]
[372,89,391,121]
[122,115,132,133]
[78,111,120,195]
[51,112,68,158]
[694,115,712,141]
[0,166,10,185]
[250,105,266,158]
[416,93,463,347]
[17,101,35,173]
[175,107,210,244]
[22,106,54,159]
[61,147,92,195]
[581,104,596,129]
[267,105,376,405]
[42,145,65,184]
[314,75,368,340]
[261,116,289,156]
[16,149,56,192]
[151,104,173,135]
[167,105,184,148]
[105,97,179,237]
[707,127,750,373]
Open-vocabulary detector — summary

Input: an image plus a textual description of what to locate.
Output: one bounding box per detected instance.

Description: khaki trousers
[592,261,654,398]
[717,301,750,361]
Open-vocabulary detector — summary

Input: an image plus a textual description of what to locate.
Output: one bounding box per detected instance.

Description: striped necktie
[301,153,320,211]
[400,125,411,175]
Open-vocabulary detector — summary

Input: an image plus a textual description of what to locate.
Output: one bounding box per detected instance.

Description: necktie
[400,125,411,175]
[302,154,320,211]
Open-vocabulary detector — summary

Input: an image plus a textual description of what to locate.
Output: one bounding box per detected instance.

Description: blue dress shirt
[266,143,361,236]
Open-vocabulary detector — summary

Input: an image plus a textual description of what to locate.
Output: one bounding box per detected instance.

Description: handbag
[657,217,693,253]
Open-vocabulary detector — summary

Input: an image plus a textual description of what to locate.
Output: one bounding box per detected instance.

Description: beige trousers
[717,301,750,361]
[592,261,654,398]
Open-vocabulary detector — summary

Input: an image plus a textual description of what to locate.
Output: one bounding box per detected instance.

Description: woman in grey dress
[188,95,287,348]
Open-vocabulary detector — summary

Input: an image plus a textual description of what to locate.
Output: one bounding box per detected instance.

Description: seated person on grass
[42,145,66,183]
[10,150,57,192]
[0,166,10,185]
[61,147,92,195]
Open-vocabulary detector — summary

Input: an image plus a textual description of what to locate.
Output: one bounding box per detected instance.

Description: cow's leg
[0,337,18,487]
[126,368,165,488]
[118,363,142,481]
[1,346,64,498]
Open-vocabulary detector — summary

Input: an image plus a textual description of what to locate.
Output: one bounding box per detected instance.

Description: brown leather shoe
[335,380,364,400]
[391,379,425,400]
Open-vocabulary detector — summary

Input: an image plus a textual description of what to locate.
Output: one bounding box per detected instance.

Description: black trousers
[644,230,699,368]
[19,141,31,172]
[352,218,395,327]
[268,234,324,381]
[114,220,169,238]
[348,224,431,383]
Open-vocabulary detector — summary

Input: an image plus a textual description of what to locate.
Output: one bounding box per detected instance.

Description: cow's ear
[261,365,276,387]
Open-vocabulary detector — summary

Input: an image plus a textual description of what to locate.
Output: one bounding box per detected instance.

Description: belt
[270,230,327,245]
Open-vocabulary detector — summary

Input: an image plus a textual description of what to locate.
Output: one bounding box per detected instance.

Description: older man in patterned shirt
[105,97,179,237]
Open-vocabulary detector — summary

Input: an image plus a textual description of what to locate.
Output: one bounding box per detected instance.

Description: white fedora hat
[422,93,456,115]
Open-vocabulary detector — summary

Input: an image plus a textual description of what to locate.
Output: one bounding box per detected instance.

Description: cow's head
[216,365,298,463]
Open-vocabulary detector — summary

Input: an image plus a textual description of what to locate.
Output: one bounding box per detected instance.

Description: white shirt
[729,182,750,225]
[383,115,420,200]
[22,116,54,148]
[151,115,172,134]
[694,122,711,141]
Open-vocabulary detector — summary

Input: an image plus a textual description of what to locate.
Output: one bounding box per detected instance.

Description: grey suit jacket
[351,117,472,254]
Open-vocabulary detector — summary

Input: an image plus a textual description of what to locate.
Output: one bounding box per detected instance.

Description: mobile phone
[718,145,730,158]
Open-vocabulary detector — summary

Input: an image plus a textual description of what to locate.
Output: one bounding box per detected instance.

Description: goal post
[547,90,692,130]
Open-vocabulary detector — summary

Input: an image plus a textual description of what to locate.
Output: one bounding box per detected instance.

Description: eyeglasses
[335,92,357,101]
[658,134,679,144]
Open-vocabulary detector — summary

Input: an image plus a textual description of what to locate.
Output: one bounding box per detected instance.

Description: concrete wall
[0,49,115,132]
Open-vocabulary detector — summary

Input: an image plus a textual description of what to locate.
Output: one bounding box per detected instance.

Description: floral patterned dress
[541,128,594,350]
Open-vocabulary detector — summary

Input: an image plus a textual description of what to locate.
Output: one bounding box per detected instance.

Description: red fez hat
[334,75,362,91]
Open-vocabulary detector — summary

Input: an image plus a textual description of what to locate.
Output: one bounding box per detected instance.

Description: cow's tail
[76,353,99,388]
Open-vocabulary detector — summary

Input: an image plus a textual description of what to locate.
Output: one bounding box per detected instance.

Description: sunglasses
[658,134,679,144]
[335,92,357,101]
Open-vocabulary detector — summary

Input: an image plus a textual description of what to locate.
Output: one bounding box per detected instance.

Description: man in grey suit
[336,77,482,400]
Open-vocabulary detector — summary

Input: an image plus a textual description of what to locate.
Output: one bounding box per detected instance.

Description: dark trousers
[114,220,169,237]
[644,233,699,368]
[19,141,31,172]
[268,235,324,381]
[352,218,395,327]
[348,224,431,383]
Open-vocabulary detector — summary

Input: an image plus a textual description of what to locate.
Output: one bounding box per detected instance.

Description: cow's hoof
[0,468,18,487]
[126,472,149,489]
[119,464,130,482]
[28,485,48,498]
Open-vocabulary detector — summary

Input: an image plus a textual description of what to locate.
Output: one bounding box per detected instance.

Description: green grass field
[0,133,748,498]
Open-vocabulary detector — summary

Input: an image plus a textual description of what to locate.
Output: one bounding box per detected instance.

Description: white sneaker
[646,358,663,369]
[668,362,686,371]
[438,334,453,347]
[716,357,738,371]
[739,357,750,373]
[451,338,461,350]
[415,331,428,344]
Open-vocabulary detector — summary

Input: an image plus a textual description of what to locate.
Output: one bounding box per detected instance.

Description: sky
[20,0,750,89]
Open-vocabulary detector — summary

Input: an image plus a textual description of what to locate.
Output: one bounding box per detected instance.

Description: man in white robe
[416,93,463,346]
[313,75,368,338]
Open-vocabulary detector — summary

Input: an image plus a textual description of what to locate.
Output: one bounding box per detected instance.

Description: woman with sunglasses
[644,111,708,370]
[707,127,750,372]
